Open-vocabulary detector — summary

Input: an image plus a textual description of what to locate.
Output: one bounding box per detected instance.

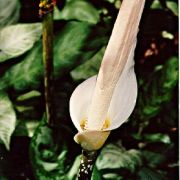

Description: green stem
[42,10,55,126]
[77,150,98,180]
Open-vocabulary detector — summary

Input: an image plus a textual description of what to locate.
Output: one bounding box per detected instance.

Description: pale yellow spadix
[70,0,145,134]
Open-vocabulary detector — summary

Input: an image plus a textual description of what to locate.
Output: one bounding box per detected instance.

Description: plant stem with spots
[77,150,98,180]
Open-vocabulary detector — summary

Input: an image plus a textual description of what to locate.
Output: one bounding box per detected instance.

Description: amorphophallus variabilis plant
[70,0,145,178]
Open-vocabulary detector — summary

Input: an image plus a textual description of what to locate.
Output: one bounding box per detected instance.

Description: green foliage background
[0,0,178,179]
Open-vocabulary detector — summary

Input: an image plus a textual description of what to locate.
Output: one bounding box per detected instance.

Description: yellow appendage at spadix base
[74,130,110,151]
[76,118,111,150]
[80,117,111,131]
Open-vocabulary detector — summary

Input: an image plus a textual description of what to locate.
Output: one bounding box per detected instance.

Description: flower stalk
[77,150,98,180]
[40,0,56,126]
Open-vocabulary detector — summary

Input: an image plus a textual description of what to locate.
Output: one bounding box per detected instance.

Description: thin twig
[77,150,98,180]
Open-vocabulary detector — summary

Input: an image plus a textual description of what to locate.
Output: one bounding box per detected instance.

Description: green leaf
[25,120,39,137]
[30,121,68,180]
[66,155,81,180]
[138,167,164,180]
[54,1,99,24]
[0,91,16,150]
[1,21,107,91]
[144,133,171,144]
[132,132,171,144]
[96,144,142,173]
[53,21,94,78]
[16,90,41,101]
[13,119,39,137]
[104,0,116,3]
[150,0,163,9]
[12,120,29,137]
[162,56,178,90]
[142,105,160,117]
[1,43,43,91]
[92,165,102,180]
[167,1,178,16]
[14,95,43,121]
[102,173,122,180]
[71,47,105,81]
[0,23,42,62]
[0,0,20,28]
[139,56,178,119]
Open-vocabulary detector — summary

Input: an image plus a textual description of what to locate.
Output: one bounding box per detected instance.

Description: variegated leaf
[0,91,16,150]
[0,23,42,62]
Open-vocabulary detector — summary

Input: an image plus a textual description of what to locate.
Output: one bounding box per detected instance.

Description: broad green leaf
[96,144,142,173]
[0,23,42,62]
[1,43,43,91]
[167,1,178,16]
[138,167,164,180]
[53,22,93,78]
[0,21,107,91]
[0,91,16,150]
[0,0,20,28]
[30,121,69,180]
[71,47,105,81]
[54,1,99,24]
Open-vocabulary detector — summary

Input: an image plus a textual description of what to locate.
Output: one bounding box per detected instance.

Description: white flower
[70,41,137,131]
[69,0,145,150]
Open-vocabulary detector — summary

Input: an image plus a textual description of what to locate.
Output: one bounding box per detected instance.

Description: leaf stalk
[41,1,55,126]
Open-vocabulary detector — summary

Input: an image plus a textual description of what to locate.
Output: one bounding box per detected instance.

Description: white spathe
[70,40,137,132]
[70,0,145,133]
